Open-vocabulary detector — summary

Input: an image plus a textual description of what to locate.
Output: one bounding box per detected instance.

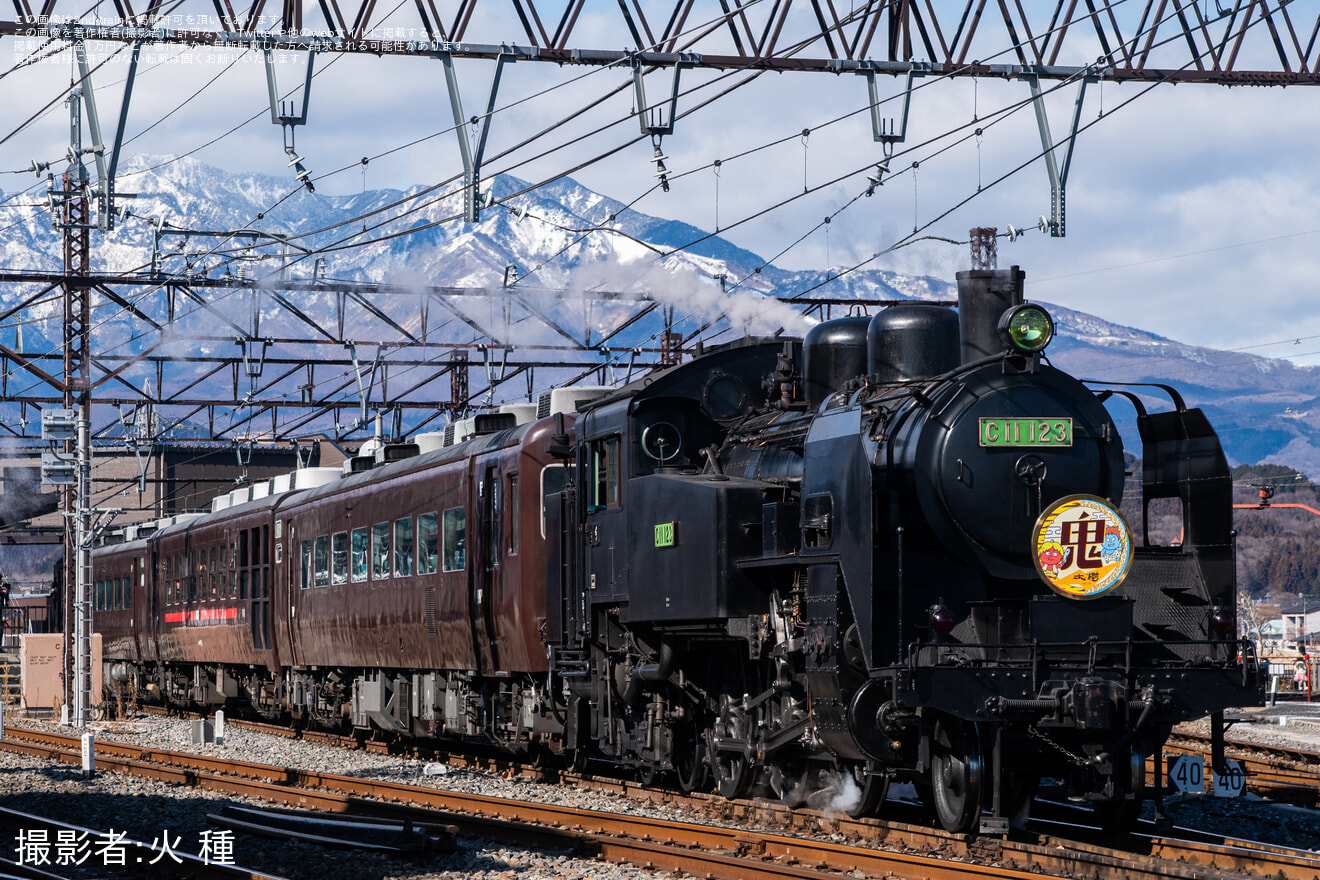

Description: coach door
[470,462,501,674]
[147,548,162,663]
[239,524,272,653]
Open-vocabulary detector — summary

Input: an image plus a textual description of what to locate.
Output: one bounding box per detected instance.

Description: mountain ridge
[2,154,1319,472]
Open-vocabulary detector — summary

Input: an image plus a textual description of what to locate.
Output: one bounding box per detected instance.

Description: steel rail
[1160,733,1320,807]
[131,708,1320,880]
[0,802,289,880]
[0,724,1307,880]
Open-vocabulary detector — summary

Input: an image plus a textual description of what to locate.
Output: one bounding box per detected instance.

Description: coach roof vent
[292,467,341,489]
[344,456,375,474]
[414,432,446,453]
[473,413,517,436]
[537,386,612,418]
[446,417,477,446]
[156,512,204,531]
[500,402,537,424]
[377,442,421,463]
[211,494,232,514]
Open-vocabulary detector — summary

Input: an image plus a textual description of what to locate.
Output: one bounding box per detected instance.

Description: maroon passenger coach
[93,394,601,750]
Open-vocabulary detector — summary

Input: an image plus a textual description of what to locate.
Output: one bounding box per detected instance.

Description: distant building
[1279,599,1320,653]
[1258,618,1287,653]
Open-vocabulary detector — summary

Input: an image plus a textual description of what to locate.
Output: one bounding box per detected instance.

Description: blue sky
[2,9,1318,367]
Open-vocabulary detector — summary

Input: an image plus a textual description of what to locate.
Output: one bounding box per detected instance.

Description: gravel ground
[3,706,1319,878]
[0,715,690,880]
[1147,703,1320,850]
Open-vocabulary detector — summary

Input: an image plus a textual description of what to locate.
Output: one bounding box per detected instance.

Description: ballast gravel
[0,715,693,880]
[3,705,1320,878]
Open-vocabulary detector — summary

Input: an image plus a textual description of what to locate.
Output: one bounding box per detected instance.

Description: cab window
[591,437,621,512]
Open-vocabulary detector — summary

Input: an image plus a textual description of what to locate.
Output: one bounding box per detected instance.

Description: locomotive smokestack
[956,266,1025,365]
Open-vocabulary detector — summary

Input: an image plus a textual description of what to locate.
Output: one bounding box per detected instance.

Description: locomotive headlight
[998,304,1055,355]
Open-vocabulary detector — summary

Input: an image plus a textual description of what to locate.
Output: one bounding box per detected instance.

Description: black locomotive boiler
[544,266,1263,833]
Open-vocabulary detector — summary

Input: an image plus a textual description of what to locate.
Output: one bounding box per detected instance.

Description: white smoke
[778,767,866,816]
[561,259,813,341]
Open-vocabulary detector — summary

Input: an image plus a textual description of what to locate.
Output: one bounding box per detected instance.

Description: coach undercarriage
[108,661,557,753]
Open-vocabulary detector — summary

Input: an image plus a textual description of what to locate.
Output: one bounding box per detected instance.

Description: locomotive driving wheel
[711,697,753,799]
[929,717,983,833]
[846,761,890,818]
[674,723,709,793]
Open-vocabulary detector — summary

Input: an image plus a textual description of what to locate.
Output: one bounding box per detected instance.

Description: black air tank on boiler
[867,303,960,383]
[802,316,870,408]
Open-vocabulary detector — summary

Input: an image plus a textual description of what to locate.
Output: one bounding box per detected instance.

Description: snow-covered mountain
[2,155,1319,473]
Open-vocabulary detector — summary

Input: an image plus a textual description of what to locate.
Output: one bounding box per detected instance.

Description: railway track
[1163,729,1320,806]
[0,800,289,880]
[3,723,1318,880]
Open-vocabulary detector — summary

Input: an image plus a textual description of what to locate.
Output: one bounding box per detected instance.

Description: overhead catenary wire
[0,0,1281,435]
[0,2,1135,427]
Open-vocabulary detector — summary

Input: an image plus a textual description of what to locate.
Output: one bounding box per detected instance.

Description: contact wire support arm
[1025,72,1093,238]
[437,49,520,222]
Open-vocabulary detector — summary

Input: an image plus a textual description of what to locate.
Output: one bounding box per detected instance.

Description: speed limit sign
[1168,755,1204,792]
[1213,759,1246,798]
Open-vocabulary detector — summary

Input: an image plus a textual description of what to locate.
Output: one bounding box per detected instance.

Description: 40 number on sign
[1167,755,1245,797]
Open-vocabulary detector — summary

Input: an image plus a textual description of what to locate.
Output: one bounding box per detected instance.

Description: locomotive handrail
[1081,379,1188,414]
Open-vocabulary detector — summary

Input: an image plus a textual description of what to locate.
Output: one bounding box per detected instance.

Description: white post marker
[214,710,225,746]
[80,732,94,777]
[1168,755,1204,793]
[1213,759,1245,798]
[0,703,5,740]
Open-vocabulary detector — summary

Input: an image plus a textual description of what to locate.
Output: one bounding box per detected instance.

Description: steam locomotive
[91,266,1262,834]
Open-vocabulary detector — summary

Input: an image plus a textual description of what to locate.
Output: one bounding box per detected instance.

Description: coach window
[371,522,391,581]
[229,539,238,598]
[351,526,369,583]
[113,578,122,610]
[418,512,439,575]
[314,535,330,587]
[94,581,102,611]
[300,539,313,589]
[239,530,250,599]
[124,576,131,610]
[443,507,466,572]
[394,517,414,578]
[332,531,349,585]
[591,437,621,512]
[508,474,520,555]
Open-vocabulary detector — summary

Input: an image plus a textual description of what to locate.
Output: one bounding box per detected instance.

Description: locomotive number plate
[979,417,1072,447]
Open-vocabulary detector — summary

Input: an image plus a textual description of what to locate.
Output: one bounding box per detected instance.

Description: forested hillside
[1123,461,1320,600]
